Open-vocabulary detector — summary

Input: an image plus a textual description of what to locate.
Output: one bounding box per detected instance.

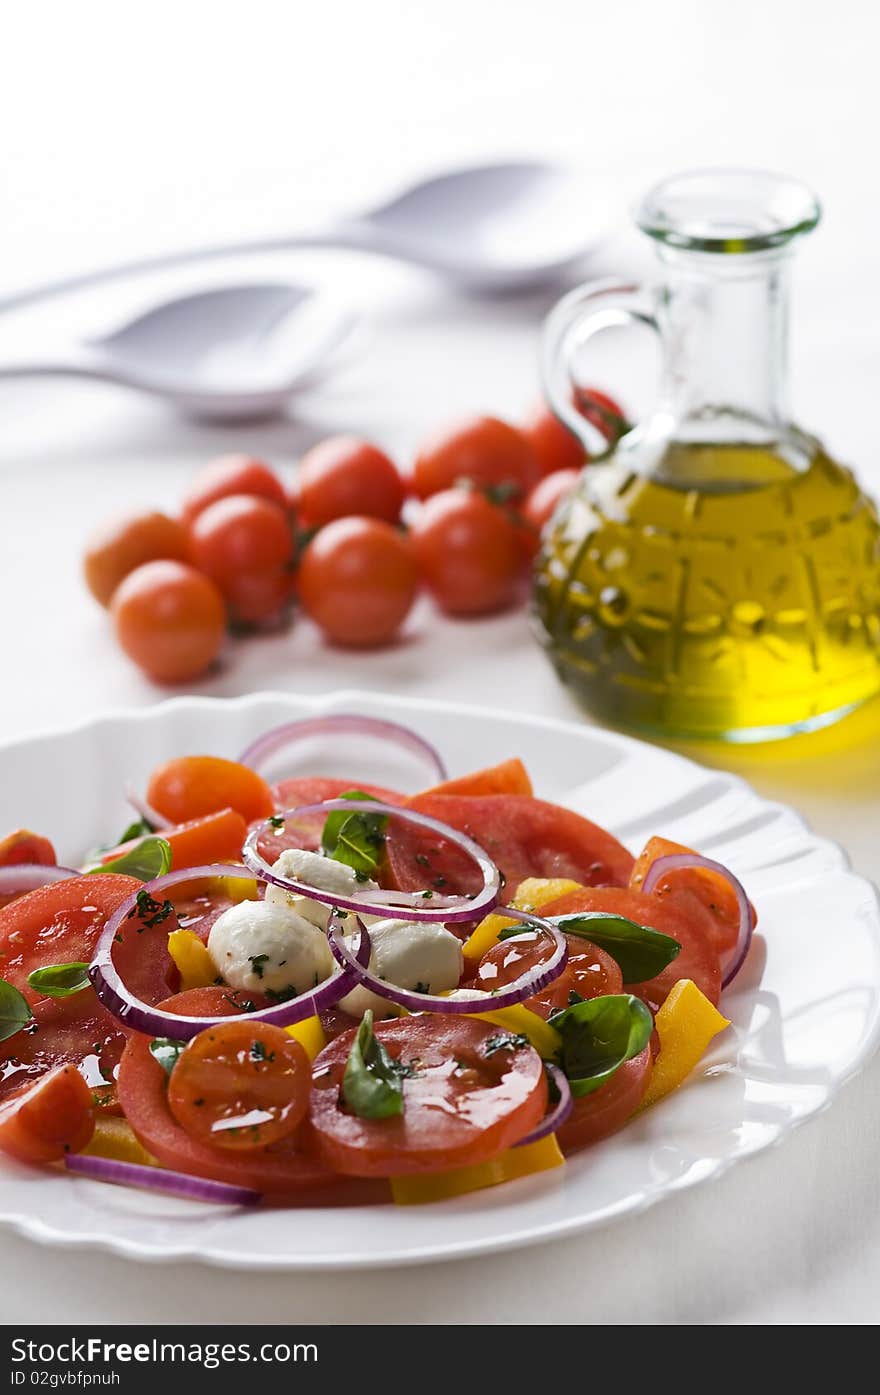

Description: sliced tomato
[167,1020,310,1151]
[416,758,533,799]
[540,886,721,1009]
[117,988,333,1192]
[475,931,623,1019]
[0,829,57,868]
[386,794,634,899]
[556,1046,651,1154]
[630,836,755,955]
[0,875,176,1107]
[101,808,248,873]
[310,1015,547,1177]
[0,1063,95,1163]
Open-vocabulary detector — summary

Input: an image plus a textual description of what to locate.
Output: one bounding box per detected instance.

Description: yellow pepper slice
[390,1134,564,1205]
[206,874,257,904]
[462,877,585,964]
[640,978,730,1110]
[469,1004,561,1060]
[167,928,217,991]
[82,1116,157,1167]
[284,1015,327,1061]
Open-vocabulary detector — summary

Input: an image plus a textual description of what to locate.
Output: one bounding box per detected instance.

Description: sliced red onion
[89,863,371,1041]
[244,800,500,924]
[238,713,447,784]
[0,863,78,896]
[123,781,170,831]
[326,904,568,1014]
[513,1064,572,1147]
[65,1153,260,1205]
[641,851,754,988]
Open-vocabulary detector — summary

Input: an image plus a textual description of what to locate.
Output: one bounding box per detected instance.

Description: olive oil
[534,443,880,739]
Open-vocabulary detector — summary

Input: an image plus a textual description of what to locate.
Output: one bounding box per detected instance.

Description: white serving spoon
[0,283,359,421]
[0,161,611,315]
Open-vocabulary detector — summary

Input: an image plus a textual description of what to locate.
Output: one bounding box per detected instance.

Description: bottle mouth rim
[635,168,821,253]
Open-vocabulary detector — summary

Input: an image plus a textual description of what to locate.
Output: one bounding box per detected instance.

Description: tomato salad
[0,714,750,1207]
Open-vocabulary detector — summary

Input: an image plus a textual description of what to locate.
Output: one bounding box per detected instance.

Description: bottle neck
[656,248,791,444]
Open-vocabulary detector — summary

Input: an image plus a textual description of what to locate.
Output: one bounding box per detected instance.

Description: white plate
[1,690,878,1271]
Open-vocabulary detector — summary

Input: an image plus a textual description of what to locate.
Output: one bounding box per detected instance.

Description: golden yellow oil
[533,443,880,739]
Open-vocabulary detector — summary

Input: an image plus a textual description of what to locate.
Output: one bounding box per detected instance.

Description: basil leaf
[321,791,388,880]
[27,962,90,998]
[551,912,680,983]
[0,979,33,1042]
[92,835,173,882]
[341,1010,405,1119]
[549,993,653,1098]
[149,1037,185,1076]
[86,817,154,864]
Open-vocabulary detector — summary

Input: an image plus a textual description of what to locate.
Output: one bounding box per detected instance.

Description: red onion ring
[326,904,568,1014]
[513,1064,572,1147]
[65,1153,260,1205]
[0,863,78,897]
[89,863,371,1041]
[244,800,501,924]
[641,851,754,988]
[238,713,447,784]
[123,781,170,831]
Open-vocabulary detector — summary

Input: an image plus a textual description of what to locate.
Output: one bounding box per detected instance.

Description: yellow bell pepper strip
[462,877,585,965]
[167,928,217,991]
[284,1015,327,1061]
[470,1004,561,1061]
[390,1134,564,1205]
[640,978,730,1110]
[82,1116,157,1168]
[206,874,257,904]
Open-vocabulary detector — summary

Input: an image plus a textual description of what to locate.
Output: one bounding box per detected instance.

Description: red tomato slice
[386,793,634,898]
[630,836,755,955]
[0,1063,95,1163]
[257,776,406,863]
[101,808,248,874]
[540,886,721,1009]
[417,759,533,799]
[116,988,334,1193]
[556,1046,651,1154]
[309,1015,547,1177]
[475,931,623,1019]
[0,875,176,1108]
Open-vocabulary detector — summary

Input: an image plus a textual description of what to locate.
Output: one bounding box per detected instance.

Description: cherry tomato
[83,511,190,608]
[0,1064,95,1163]
[117,988,334,1192]
[188,495,293,595]
[223,568,295,631]
[309,1015,547,1177]
[630,836,753,956]
[575,387,629,444]
[181,455,287,525]
[0,830,56,867]
[411,489,523,616]
[167,1021,309,1151]
[298,517,418,647]
[522,403,587,477]
[147,756,273,826]
[413,417,540,503]
[540,886,721,1009]
[475,931,623,1019]
[111,560,226,684]
[297,436,406,528]
[556,1046,651,1154]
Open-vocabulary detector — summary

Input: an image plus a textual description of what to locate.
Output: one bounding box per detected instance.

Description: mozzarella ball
[207,898,334,996]
[339,918,464,1018]
[265,847,380,931]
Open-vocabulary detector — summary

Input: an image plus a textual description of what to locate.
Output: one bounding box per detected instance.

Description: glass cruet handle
[541,278,659,456]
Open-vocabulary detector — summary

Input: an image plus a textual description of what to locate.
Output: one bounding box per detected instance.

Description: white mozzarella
[338,918,464,1018]
[207,899,334,997]
[265,847,381,931]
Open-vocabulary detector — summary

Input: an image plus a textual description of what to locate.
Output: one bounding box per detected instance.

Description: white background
[1,0,880,1325]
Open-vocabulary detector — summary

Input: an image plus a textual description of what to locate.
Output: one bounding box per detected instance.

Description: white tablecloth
[1,0,879,1324]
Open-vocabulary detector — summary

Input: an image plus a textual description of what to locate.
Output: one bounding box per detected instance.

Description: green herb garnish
[483,1031,531,1056]
[341,1009,406,1120]
[94,836,173,883]
[128,889,176,929]
[268,815,286,830]
[26,962,90,999]
[149,1038,185,1076]
[549,993,653,1097]
[321,791,388,880]
[0,979,33,1043]
[499,911,680,983]
[248,953,270,980]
